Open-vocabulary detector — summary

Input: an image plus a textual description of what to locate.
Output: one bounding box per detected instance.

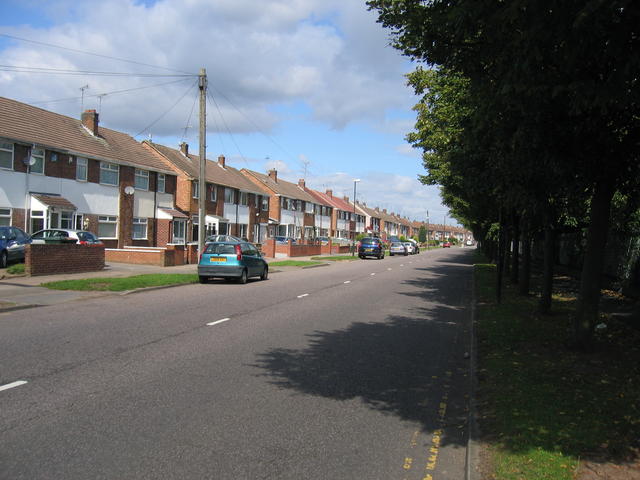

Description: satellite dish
[23,156,36,166]
[124,186,135,195]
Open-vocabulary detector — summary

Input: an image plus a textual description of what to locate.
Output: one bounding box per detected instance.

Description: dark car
[0,226,32,268]
[358,237,385,259]
[198,239,268,284]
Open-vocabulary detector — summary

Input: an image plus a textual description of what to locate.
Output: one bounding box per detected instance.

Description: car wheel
[260,266,268,281]
[390,252,394,256]
[404,251,408,256]
[0,250,7,269]
[238,269,248,284]
[198,275,208,284]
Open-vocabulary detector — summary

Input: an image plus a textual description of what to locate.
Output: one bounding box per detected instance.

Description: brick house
[240,169,332,242]
[355,202,383,237]
[0,97,178,248]
[143,142,271,243]
[374,208,400,240]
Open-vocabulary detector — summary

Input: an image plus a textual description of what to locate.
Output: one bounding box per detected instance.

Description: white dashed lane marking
[207,318,230,326]
[0,380,27,392]
[297,293,309,298]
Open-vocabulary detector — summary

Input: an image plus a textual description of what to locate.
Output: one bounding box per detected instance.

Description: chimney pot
[179,142,189,156]
[326,189,333,197]
[218,155,226,167]
[81,109,99,136]
[268,169,277,182]
[298,178,305,188]
[344,196,350,203]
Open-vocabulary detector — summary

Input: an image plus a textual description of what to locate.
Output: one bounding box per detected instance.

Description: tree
[368,0,640,349]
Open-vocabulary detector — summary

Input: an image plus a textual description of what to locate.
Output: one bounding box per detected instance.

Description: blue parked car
[357,237,385,260]
[198,239,268,284]
[0,226,32,268]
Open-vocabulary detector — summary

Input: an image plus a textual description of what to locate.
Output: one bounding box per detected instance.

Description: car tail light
[357,241,361,249]
[78,241,88,245]
[235,244,242,261]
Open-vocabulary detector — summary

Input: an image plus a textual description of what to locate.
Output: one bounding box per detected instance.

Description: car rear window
[362,238,379,244]
[204,243,236,254]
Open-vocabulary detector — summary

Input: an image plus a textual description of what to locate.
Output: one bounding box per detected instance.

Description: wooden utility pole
[198,68,207,256]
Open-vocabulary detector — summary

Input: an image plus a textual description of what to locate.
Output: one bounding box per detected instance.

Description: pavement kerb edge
[465,265,480,480]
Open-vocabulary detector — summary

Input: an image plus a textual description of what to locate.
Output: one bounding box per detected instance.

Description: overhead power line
[0,64,193,78]
[0,33,195,75]
[28,78,193,107]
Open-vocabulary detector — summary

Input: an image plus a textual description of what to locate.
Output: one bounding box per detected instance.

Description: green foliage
[355,233,368,242]
[418,226,427,243]
[399,235,408,242]
[6,263,25,275]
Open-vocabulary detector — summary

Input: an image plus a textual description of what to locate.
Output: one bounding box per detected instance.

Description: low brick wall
[26,244,105,276]
[105,244,199,266]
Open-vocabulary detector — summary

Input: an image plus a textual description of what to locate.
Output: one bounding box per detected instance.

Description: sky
[0,0,453,225]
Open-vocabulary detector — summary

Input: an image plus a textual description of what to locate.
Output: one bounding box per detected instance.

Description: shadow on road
[252,251,475,448]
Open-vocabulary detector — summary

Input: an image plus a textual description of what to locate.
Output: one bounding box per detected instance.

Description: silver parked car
[389,241,408,256]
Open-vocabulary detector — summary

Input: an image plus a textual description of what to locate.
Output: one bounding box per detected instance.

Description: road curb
[465,266,480,480]
[301,263,330,269]
[0,303,42,313]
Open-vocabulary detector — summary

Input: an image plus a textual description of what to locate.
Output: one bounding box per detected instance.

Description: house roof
[374,208,398,224]
[145,142,266,195]
[31,194,77,210]
[305,189,354,212]
[0,97,174,174]
[240,169,318,204]
[355,202,381,219]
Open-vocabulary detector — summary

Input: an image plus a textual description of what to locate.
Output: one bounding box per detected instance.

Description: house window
[261,197,269,211]
[224,188,234,204]
[239,224,248,238]
[172,220,186,243]
[157,173,165,193]
[191,215,199,242]
[100,162,119,186]
[135,169,149,190]
[76,157,87,181]
[210,184,217,202]
[192,180,199,199]
[0,208,10,226]
[0,141,13,170]
[30,210,44,233]
[60,211,73,229]
[239,191,248,206]
[305,202,314,214]
[132,217,147,239]
[98,215,118,238]
[74,214,84,230]
[30,147,44,174]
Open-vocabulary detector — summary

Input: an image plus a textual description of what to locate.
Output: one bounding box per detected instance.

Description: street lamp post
[352,179,360,256]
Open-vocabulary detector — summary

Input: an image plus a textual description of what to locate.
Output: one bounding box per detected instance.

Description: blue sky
[0,0,452,224]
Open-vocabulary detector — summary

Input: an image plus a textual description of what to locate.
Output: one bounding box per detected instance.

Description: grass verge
[309,255,359,261]
[42,274,198,291]
[268,260,323,267]
[475,263,640,480]
[7,263,25,274]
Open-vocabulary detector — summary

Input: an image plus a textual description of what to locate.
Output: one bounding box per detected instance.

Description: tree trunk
[538,224,555,314]
[496,219,505,304]
[519,217,531,296]
[503,224,511,278]
[510,214,520,285]
[572,177,615,351]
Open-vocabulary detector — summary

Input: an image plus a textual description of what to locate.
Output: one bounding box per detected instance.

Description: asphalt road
[0,248,475,480]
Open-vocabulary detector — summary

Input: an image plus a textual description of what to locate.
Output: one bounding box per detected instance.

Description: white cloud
[0,0,413,135]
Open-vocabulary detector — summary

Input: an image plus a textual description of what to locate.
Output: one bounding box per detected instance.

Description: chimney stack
[343,196,350,203]
[268,169,278,182]
[326,189,333,197]
[81,110,99,136]
[383,209,387,213]
[179,142,189,156]
[218,155,226,168]
[298,178,305,189]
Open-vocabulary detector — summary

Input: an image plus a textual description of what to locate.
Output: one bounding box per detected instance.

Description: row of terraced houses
[0,97,472,257]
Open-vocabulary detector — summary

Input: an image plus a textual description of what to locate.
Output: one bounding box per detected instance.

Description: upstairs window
[210,184,217,202]
[135,169,149,190]
[192,180,199,199]
[30,147,44,174]
[239,191,248,206]
[157,173,166,193]
[76,157,87,181]
[100,162,119,186]
[261,197,269,211]
[224,188,234,204]
[0,141,14,170]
